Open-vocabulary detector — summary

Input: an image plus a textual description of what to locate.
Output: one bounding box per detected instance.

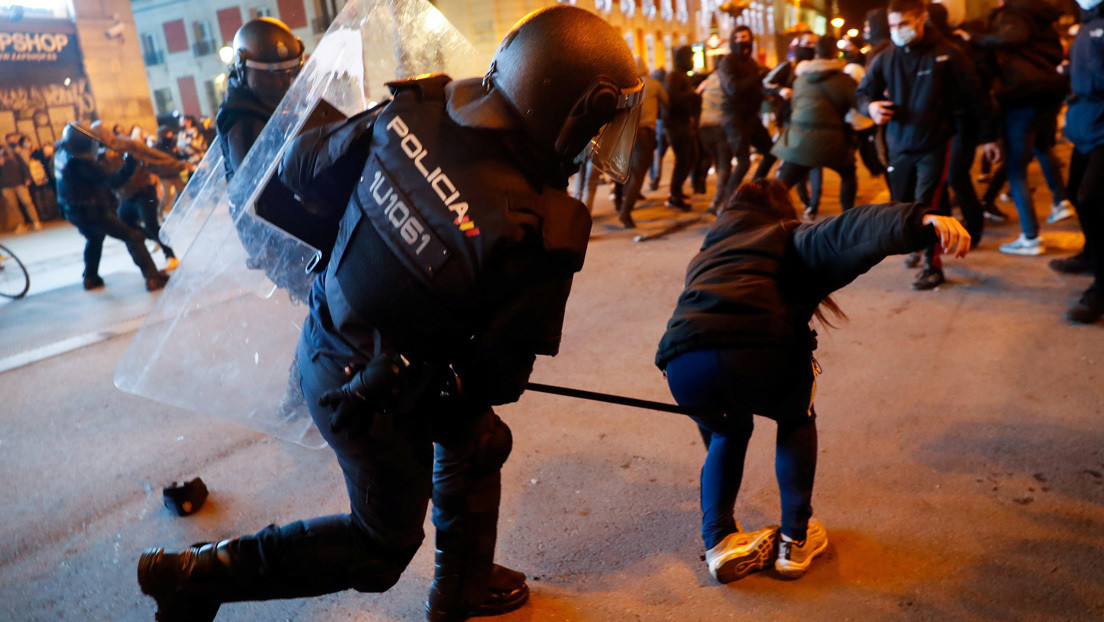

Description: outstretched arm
[793,202,969,294]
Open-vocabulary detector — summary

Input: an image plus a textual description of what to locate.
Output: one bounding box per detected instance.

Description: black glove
[319,355,408,432]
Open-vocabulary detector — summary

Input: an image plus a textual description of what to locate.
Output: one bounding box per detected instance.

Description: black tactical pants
[66,206,160,280]
[223,336,512,599]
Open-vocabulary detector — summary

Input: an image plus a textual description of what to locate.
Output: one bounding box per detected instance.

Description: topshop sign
[0,19,84,85]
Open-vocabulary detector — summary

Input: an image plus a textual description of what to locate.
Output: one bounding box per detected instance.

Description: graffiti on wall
[0,79,96,124]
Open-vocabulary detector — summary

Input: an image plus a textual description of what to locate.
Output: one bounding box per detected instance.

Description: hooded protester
[664,45,702,211]
[772,36,858,213]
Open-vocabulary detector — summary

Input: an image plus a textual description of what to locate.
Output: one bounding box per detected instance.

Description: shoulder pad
[385,73,453,103]
[506,189,592,272]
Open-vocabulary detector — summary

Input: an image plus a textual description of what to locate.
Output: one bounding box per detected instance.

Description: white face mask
[891,25,919,47]
[1077,0,1102,9]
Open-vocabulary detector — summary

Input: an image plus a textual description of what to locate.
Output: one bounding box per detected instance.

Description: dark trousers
[231,336,511,597]
[777,161,856,212]
[619,130,658,214]
[794,168,823,212]
[66,206,159,280]
[723,120,777,198]
[666,346,817,548]
[665,125,700,202]
[649,120,667,186]
[936,118,986,240]
[856,126,887,177]
[698,124,733,208]
[119,186,175,259]
[887,146,951,268]
[1068,145,1104,293]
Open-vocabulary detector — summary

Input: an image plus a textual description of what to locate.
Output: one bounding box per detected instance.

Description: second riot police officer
[137,6,643,622]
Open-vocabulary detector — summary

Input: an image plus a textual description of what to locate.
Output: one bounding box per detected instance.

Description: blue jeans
[666,347,817,548]
[1005,104,1066,239]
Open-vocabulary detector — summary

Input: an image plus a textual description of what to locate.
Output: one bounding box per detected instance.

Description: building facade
[1,0,155,147]
[127,0,834,124]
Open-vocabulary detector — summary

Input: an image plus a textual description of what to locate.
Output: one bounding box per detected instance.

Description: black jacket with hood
[656,199,938,370]
[973,0,1067,108]
[856,27,996,156]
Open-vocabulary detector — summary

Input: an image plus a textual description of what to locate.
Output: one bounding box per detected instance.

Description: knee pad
[471,414,512,476]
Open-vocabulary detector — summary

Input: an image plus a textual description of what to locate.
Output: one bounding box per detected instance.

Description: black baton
[525,382,706,416]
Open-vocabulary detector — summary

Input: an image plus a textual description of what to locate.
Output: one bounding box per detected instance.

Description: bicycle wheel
[0,243,30,299]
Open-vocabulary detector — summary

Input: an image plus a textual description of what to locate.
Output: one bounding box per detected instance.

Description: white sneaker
[776,518,828,579]
[999,234,1045,256]
[705,526,779,583]
[1046,200,1075,224]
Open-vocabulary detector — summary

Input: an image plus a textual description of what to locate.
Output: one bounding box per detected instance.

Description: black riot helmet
[59,123,96,154]
[231,17,304,108]
[449,6,643,182]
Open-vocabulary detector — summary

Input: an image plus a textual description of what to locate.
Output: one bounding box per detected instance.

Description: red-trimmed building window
[276,0,307,29]
[163,19,188,53]
[217,7,243,44]
[176,75,203,117]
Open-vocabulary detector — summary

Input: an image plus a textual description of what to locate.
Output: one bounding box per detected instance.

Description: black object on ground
[162,477,208,516]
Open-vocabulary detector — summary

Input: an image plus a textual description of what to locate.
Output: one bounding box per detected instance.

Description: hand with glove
[319,355,408,433]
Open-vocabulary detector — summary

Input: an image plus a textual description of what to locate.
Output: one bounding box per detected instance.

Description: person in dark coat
[53,124,169,291]
[1053,0,1104,323]
[656,180,971,584]
[771,36,858,213]
[856,0,999,290]
[717,25,776,203]
[972,0,1069,256]
[664,45,701,211]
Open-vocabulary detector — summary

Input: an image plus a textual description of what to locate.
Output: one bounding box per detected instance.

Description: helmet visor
[587,85,643,184]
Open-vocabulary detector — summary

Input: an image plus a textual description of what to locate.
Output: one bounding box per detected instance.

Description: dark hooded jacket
[716,42,766,127]
[973,0,1067,108]
[656,200,938,369]
[864,8,893,67]
[771,58,857,168]
[1064,5,1104,153]
[857,27,996,155]
[664,46,701,132]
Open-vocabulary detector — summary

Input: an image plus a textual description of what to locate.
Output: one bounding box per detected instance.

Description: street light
[831,17,845,29]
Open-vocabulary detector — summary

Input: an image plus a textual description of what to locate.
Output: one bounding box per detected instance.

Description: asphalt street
[0,151,1102,621]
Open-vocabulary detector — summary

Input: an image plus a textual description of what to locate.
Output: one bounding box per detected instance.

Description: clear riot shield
[114,0,488,447]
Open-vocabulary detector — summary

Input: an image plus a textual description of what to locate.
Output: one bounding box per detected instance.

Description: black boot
[425,551,529,622]
[138,538,282,621]
[138,542,229,622]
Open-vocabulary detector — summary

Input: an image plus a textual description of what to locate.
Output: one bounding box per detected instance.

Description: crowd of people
[589,0,1101,326]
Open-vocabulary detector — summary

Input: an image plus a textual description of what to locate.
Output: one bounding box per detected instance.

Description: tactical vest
[323,75,590,362]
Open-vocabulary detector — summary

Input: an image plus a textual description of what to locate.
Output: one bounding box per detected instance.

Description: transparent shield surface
[115,0,487,447]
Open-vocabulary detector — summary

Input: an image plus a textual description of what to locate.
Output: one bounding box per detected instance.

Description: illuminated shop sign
[0,19,84,86]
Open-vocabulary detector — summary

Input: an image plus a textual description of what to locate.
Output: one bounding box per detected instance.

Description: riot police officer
[137,6,642,622]
[54,124,169,291]
[215,17,343,266]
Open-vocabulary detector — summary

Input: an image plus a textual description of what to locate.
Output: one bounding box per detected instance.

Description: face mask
[793,46,816,62]
[735,42,753,57]
[1077,0,1102,9]
[891,25,918,47]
